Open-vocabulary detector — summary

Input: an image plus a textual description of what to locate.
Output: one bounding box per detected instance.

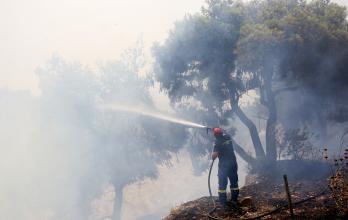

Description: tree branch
[233,105,266,159]
[232,139,256,165]
[274,85,299,96]
[260,87,268,106]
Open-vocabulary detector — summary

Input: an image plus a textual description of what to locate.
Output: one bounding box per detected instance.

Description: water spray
[100,104,208,129]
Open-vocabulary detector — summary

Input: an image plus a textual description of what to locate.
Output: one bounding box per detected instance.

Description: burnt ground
[164,178,347,220]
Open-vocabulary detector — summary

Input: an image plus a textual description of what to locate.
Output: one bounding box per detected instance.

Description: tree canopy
[36,46,187,220]
[153,0,348,166]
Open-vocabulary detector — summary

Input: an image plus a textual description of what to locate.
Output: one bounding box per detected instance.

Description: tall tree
[153,0,264,166]
[97,57,186,220]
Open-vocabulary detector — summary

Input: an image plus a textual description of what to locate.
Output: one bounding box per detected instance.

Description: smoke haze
[1,0,347,220]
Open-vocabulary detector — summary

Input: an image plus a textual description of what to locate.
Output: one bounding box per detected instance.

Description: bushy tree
[237,0,348,149]
[96,53,186,219]
[36,47,186,220]
[153,0,348,169]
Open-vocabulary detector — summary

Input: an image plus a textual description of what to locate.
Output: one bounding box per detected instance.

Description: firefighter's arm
[212,143,219,160]
[211,151,219,160]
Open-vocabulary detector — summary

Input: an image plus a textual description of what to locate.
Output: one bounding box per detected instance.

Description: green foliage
[153,0,244,119]
[154,0,348,164]
[237,0,348,97]
[153,1,246,164]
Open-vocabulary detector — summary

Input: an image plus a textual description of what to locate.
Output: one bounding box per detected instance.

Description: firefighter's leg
[218,167,228,206]
[228,164,239,203]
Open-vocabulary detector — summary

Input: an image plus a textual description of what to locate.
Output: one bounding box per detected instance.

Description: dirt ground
[164,178,347,220]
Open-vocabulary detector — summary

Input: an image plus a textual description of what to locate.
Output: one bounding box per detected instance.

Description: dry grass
[328,148,348,216]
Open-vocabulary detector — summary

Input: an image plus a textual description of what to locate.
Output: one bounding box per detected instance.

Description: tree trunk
[264,86,277,161]
[233,105,266,159]
[260,66,277,162]
[112,186,124,220]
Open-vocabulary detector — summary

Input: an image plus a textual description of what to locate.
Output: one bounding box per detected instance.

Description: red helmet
[213,127,222,136]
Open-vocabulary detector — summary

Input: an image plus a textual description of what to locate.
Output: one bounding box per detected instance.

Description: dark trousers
[218,163,239,205]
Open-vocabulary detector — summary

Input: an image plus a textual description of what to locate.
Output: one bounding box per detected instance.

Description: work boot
[218,190,227,206]
[230,187,239,203]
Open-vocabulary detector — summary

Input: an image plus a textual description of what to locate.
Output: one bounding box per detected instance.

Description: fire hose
[205,127,221,219]
[207,158,221,220]
[203,127,223,219]
[207,127,216,210]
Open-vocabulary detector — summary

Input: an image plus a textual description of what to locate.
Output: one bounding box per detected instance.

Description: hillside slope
[164,178,346,220]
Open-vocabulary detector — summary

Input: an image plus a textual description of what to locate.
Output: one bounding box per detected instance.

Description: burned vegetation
[164,150,348,219]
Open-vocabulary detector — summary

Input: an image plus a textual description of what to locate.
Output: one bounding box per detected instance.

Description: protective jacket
[213,133,237,167]
[213,133,239,205]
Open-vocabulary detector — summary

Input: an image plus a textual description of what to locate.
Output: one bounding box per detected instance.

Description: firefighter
[211,127,239,207]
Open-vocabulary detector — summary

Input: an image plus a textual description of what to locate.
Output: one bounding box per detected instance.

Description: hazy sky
[0,0,205,95]
[0,0,347,95]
